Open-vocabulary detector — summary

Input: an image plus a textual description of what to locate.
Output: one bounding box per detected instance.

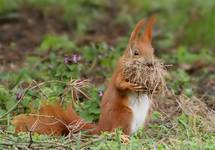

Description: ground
[0,0,214,149]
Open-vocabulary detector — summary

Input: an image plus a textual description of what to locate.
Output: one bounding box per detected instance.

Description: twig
[28,131,33,148]
[32,80,49,99]
[80,136,105,149]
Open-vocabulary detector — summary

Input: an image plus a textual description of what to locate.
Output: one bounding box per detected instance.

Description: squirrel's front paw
[120,81,143,91]
[127,82,143,91]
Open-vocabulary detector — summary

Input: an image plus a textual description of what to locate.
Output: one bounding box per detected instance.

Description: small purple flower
[72,54,81,63]
[16,91,23,101]
[98,90,104,97]
[64,54,82,65]
[64,57,69,64]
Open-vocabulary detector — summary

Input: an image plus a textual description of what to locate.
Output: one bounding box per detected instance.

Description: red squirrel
[13,16,157,135]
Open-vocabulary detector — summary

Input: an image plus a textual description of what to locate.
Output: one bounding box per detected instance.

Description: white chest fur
[128,93,151,134]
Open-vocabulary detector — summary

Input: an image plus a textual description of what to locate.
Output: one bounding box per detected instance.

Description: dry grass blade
[176,95,215,132]
[0,124,103,150]
[155,91,215,132]
[62,78,91,105]
[122,58,168,96]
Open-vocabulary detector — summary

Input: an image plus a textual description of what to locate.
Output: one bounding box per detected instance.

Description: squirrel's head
[120,17,167,95]
[122,16,156,63]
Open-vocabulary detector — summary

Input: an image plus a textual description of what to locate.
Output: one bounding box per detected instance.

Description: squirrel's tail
[12,104,96,135]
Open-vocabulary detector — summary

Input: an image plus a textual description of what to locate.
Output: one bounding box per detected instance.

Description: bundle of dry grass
[122,58,167,95]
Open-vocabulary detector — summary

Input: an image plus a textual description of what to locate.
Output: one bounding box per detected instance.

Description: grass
[0,0,214,149]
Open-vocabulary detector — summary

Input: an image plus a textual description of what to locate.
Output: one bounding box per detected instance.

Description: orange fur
[13,104,95,135]
[13,16,156,136]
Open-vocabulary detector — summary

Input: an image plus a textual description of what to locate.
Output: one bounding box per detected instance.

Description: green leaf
[21,97,31,107]
[6,98,16,110]
[37,35,75,52]
[0,86,11,102]
[0,109,6,115]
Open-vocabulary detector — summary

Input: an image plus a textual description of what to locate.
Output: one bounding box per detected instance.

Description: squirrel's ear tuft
[129,19,145,44]
[141,16,156,43]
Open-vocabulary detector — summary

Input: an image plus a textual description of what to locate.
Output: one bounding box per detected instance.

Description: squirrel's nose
[144,55,154,65]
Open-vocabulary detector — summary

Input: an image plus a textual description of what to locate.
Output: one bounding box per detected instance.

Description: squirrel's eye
[133,49,139,56]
